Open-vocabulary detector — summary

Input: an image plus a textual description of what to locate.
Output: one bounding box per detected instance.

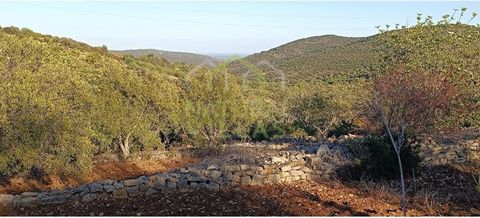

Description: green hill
[111,49,219,66]
[230,35,381,83]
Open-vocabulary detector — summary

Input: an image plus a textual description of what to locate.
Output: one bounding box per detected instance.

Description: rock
[207,165,217,170]
[232,175,241,183]
[127,186,140,197]
[177,180,189,192]
[240,176,252,185]
[280,165,291,172]
[291,170,305,176]
[88,183,104,193]
[222,171,233,181]
[266,174,281,184]
[100,179,115,185]
[21,192,38,197]
[69,185,87,195]
[316,144,330,155]
[166,182,177,190]
[189,182,198,189]
[240,165,250,170]
[123,179,142,187]
[112,188,128,199]
[208,170,223,179]
[104,185,115,193]
[0,194,14,206]
[114,182,125,189]
[223,165,240,172]
[187,176,208,182]
[251,175,263,185]
[82,193,96,202]
[306,157,323,170]
[41,195,67,204]
[145,188,158,196]
[197,182,208,189]
[271,156,287,164]
[13,196,40,207]
[188,170,203,177]
[207,182,220,191]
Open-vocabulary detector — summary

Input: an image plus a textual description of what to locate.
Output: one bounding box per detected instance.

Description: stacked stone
[1,143,346,208]
[417,138,480,166]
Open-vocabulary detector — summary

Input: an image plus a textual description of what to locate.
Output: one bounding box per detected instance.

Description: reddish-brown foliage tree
[370,66,461,213]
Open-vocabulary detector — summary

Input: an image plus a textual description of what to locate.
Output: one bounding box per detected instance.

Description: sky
[0,1,479,55]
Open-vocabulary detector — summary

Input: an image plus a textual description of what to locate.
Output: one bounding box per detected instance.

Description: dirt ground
[4,178,479,216]
[0,156,199,195]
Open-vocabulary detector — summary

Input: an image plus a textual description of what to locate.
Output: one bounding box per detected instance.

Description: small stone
[280,165,291,172]
[42,195,67,204]
[104,185,115,193]
[88,183,104,193]
[145,188,158,196]
[69,185,87,195]
[123,179,142,187]
[177,180,189,192]
[114,182,125,189]
[240,165,250,170]
[166,182,177,190]
[240,176,252,185]
[187,176,208,182]
[21,192,38,197]
[223,165,240,172]
[251,175,263,185]
[127,186,140,197]
[316,144,330,155]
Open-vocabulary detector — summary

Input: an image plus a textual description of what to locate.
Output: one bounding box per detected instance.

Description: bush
[248,122,291,141]
[342,136,421,180]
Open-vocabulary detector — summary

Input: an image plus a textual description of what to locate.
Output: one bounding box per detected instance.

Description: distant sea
[205,53,250,60]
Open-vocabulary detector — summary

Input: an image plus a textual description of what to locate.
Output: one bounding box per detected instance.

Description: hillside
[230,35,381,83]
[111,49,219,66]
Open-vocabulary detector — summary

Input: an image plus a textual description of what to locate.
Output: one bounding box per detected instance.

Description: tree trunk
[119,134,131,158]
[395,150,407,215]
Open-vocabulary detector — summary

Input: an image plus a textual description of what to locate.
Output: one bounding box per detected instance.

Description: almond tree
[370,67,461,213]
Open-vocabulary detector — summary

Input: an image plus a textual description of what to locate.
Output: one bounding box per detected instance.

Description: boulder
[69,185,87,195]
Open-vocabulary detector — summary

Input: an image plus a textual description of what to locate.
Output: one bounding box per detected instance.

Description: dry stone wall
[0,143,344,208]
[417,137,479,166]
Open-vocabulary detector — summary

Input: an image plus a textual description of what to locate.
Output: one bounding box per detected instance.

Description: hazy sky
[1,1,479,55]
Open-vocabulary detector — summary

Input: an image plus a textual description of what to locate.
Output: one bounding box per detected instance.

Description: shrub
[248,122,290,141]
[343,136,421,181]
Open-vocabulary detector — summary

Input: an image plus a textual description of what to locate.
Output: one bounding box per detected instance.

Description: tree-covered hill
[230,35,381,83]
[111,49,219,66]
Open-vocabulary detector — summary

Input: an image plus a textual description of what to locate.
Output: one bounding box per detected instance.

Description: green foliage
[179,65,254,146]
[248,122,291,141]
[342,136,421,181]
[0,27,181,176]
[376,10,480,127]
[287,81,367,137]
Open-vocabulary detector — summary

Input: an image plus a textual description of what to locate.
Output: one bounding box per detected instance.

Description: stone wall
[0,144,342,208]
[417,137,479,167]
